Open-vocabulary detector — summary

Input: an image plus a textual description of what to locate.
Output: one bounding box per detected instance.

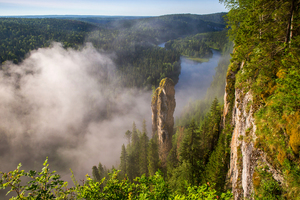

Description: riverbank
[184,56,209,63]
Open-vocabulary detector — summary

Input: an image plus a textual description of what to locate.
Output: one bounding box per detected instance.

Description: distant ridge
[0,12,227,20]
[0,15,151,19]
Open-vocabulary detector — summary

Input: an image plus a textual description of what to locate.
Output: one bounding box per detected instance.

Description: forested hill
[0,13,226,89]
[0,18,98,63]
[42,13,227,33]
[100,13,226,44]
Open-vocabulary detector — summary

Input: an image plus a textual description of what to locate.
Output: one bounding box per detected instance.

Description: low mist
[0,41,224,182]
[0,43,152,180]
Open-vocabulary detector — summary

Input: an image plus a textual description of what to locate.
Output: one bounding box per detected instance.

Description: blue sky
[0,0,227,16]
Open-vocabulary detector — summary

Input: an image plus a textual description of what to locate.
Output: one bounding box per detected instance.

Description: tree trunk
[285,0,296,45]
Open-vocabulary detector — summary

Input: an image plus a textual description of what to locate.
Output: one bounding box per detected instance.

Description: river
[158,43,222,117]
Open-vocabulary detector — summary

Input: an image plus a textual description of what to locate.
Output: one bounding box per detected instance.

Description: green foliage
[0,158,72,199]
[202,132,230,192]
[173,183,233,200]
[0,160,233,199]
[115,46,181,88]
[221,0,300,197]
[165,37,213,59]
[119,144,128,179]
[253,165,283,200]
[139,133,149,176]
[165,30,229,60]
[168,99,228,193]
[175,99,210,127]
[147,136,160,176]
[98,162,105,181]
[92,166,101,182]
[179,120,203,185]
[125,130,132,145]
[0,18,93,64]
[167,161,191,194]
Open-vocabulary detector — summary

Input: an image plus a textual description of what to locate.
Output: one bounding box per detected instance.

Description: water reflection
[174,50,221,117]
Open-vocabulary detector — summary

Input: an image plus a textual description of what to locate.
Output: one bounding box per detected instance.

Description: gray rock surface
[151,78,176,167]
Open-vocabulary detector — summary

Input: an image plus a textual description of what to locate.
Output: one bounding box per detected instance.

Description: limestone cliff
[224,62,284,199]
[151,78,176,167]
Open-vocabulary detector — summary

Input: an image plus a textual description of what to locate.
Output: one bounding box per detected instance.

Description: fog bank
[0,43,152,180]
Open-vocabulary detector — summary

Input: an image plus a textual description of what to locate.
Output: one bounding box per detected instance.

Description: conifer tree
[92,166,101,182]
[142,119,147,135]
[139,132,149,176]
[119,144,127,179]
[126,122,140,180]
[98,162,104,180]
[126,152,135,181]
[124,130,132,145]
[148,136,159,176]
[167,144,179,170]
[180,120,202,185]
[207,98,221,152]
[131,122,139,146]
[202,132,228,192]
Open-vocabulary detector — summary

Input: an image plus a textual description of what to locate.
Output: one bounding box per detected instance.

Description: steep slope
[222,0,300,199]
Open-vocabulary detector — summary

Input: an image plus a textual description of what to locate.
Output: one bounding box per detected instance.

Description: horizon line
[0,12,228,18]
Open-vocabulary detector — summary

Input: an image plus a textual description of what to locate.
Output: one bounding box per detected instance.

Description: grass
[184,56,210,63]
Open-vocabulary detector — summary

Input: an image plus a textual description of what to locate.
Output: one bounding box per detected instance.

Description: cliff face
[151,78,176,167]
[225,62,284,199]
[226,87,257,199]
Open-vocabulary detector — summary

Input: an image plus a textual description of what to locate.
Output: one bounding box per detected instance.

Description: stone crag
[226,88,257,199]
[151,78,176,167]
[224,62,284,199]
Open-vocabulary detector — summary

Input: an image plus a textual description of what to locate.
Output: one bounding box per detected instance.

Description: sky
[0,0,227,16]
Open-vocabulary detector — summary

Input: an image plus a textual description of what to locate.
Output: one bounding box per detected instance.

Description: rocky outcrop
[151,78,176,167]
[225,62,284,199]
[227,88,257,199]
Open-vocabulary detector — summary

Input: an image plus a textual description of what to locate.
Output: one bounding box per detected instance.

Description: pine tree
[142,119,147,135]
[208,98,221,152]
[148,136,159,176]
[126,122,140,180]
[167,145,179,170]
[98,162,104,180]
[92,166,101,182]
[126,152,135,181]
[203,132,228,192]
[131,122,139,146]
[124,130,132,145]
[139,132,149,176]
[179,120,202,185]
[119,144,127,179]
